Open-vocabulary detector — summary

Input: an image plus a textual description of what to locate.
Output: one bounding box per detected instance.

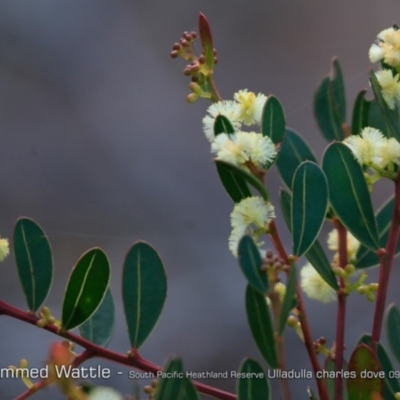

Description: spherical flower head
[300,262,336,303]
[202,100,241,142]
[327,229,360,261]
[375,69,400,110]
[88,387,124,400]
[234,89,267,126]
[382,137,400,166]
[229,197,275,256]
[211,131,276,169]
[344,127,386,167]
[369,27,400,67]
[0,237,9,262]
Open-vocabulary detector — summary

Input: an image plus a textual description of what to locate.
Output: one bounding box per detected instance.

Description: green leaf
[237,358,270,400]
[331,58,346,122]
[276,129,317,189]
[325,358,348,400]
[62,248,110,331]
[278,264,297,336]
[198,13,214,70]
[387,304,400,364]
[154,357,199,400]
[215,160,269,201]
[370,70,400,141]
[80,288,115,347]
[280,189,339,290]
[214,115,235,136]
[291,161,328,256]
[347,344,384,399]
[122,241,167,349]
[351,90,371,136]
[322,142,380,251]
[360,334,400,399]
[13,217,53,312]
[314,59,345,142]
[238,236,268,294]
[369,98,390,137]
[356,196,400,269]
[216,161,252,203]
[261,95,286,144]
[245,285,277,369]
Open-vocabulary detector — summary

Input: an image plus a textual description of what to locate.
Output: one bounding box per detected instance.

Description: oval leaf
[291,161,328,256]
[387,304,400,364]
[351,89,371,136]
[262,95,286,144]
[79,288,115,347]
[237,358,270,400]
[280,189,338,290]
[245,285,277,369]
[215,160,269,201]
[347,344,384,399]
[13,217,53,312]
[314,59,347,142]
[122,241,167,349]
[278,264,297,336]
[238,236,268,294]
[155,357,199,400]
[214,115,235,136]
[62,248,110,331]
[360,333,400,398]
[322,142,380,251]
[216,161,252,203]
[370,70,400,141]
[276,129,317,189]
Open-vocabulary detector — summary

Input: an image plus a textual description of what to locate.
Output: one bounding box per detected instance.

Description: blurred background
[0,0,399,398]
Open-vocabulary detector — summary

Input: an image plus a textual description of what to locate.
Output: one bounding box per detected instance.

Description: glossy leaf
[198,13,214,70]
[238,236,268,294]
[122,241,167,349]
[62,248,110,331]
[154,357,199,400]
[13,217,53,312]
[370,70,400,141]
[291,161,328,256]
[387,304,400,364]
[360,334,400,398]
[347,344,384,399]
[276,129,317,189]
[215,161,269,201]
[237,358,270,400]
[214,115,235,136]
[262,95,285,144]
[351,90,371,135]
[356,196,400,269]
[80,288,115,347]
[216,161,252,203]
[278,264,297,336]
[314,59,345,142]
[245,285,277,369]
[280,189,339,290]
[307,387,318,400]
[322,142,379,251]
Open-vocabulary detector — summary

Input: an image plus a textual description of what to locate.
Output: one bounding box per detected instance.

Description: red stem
[371,172,400,347]
[0,301,236,400]
[268,221,329,400]
[332,219,348,400]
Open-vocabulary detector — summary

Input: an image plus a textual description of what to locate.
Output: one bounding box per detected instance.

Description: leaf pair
[14,218,166,350]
